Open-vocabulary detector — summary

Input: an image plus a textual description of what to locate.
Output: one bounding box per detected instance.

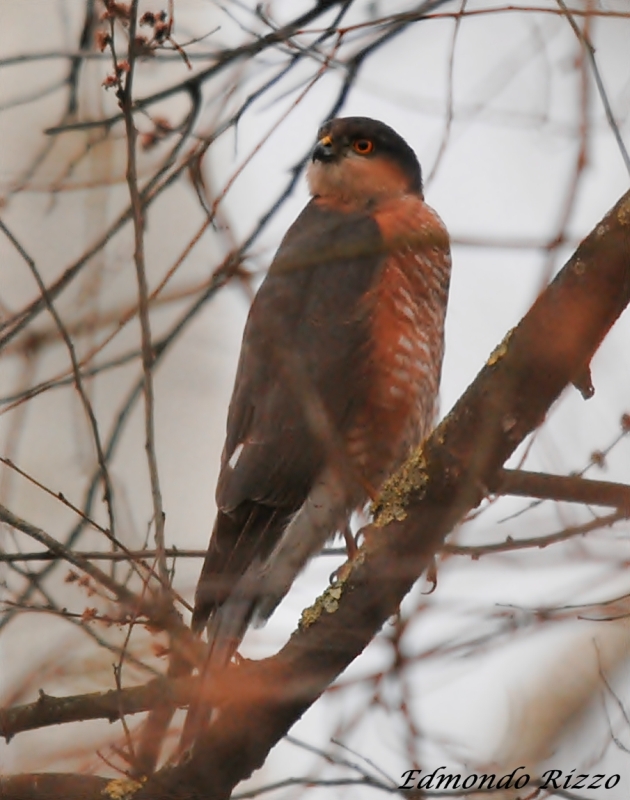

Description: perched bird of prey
[192,116,451,664]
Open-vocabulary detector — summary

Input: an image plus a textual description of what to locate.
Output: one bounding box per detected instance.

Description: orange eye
[352,138,374,155]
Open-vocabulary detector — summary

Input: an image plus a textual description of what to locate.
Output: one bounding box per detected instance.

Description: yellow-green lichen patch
[618,198,630,226]
[103,777,145,800]
[321,585,343,613]
[298,550,366,629]
[486,328,515,367]
[300,584,343,629]
[371,445,429,527]
[299,604,320,629]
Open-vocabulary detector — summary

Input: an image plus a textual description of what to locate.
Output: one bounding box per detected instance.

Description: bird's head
[307,117,423,209]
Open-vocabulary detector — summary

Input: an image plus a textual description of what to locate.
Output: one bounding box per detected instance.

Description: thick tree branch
[0,774,109,800]
[3,187,630,799]
[124,191,630,799]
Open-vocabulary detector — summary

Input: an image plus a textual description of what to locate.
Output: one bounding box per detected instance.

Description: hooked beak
[312,134,335,163]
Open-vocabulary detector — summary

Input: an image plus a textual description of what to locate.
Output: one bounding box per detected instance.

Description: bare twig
[119,0,168,585]
[0,501,191,642]
[557,0,630,176]
[0,219,117,539]
[445,509,625,557]
[0,547,207,564]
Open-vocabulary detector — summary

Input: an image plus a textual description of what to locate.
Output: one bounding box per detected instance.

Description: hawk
[192,116,451,663]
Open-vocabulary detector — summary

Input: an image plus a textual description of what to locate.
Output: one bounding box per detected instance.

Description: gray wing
[192,200,384,634]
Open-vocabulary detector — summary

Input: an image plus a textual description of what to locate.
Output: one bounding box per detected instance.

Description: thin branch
[424,0,466,186]
[0,547,207,563]
[0,456,108,536]
[0,501,190,642]
[0,677,195,741]
[445,509,625,557]
[490,467,630,510]
[0,219,117,539]
[0,773,110,800]
[0,584,160,678]
[43,1,346,135]
[557,0,630,176]
[120,0,168,585]
[0,502,142,612]
[535,590,630,623]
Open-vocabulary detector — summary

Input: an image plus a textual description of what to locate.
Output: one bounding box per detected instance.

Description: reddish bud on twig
[590,450,606,469]
[95,30,111,52]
